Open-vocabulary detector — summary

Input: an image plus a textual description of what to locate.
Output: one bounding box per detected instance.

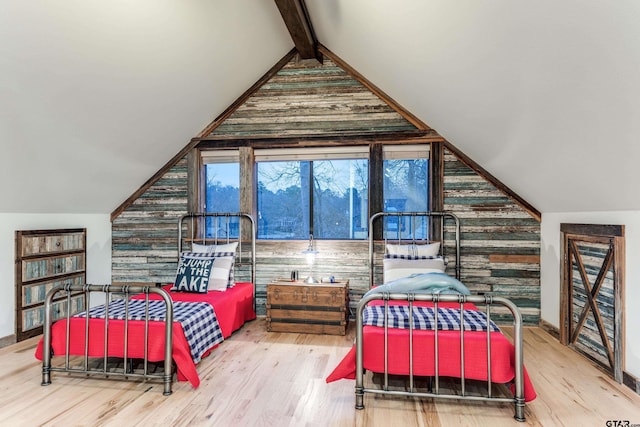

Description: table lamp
[303,234,318,284]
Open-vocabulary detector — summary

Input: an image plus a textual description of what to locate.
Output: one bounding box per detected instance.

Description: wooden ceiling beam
[274,0,320,61]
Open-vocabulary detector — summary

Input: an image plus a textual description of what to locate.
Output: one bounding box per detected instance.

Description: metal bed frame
[360,211,527,422]
[178,212,256,305]
[354,292,526,422]
[40,212,256,395]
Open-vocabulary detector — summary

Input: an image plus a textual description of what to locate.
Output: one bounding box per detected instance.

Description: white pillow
[191,243,216,253]
[192,242,238,253]
[386,242,440,257]
[383,255,446,283]
[213,242,239,253]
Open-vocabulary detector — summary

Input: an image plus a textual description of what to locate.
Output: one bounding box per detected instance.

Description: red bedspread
[35,282,255,388]
[325,301,536,402]
[143,283,255,340]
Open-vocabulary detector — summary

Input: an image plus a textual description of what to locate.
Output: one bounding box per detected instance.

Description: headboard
[178,212,256,285]
[368,211,461,287]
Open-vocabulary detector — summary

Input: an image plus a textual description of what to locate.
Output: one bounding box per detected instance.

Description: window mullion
[309,161,314,237]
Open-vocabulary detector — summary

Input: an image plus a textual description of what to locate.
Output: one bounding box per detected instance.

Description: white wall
[541,212,640,378]
[0,214,112,340]
[0,0,292,214]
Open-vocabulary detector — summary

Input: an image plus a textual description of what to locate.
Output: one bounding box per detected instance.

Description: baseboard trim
[538,319,560,340]
[623,371,640,395]
[0,334,16,349]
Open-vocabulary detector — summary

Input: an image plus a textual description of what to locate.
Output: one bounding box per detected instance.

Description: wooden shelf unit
[15,228,87,341]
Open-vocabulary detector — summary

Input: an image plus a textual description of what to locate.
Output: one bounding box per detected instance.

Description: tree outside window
[257,159,368,239]
[205,162,240,238]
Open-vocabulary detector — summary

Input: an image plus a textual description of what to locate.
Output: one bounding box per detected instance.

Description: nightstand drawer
[268,283,347,308]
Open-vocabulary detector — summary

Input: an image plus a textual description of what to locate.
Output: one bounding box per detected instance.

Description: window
[383,145,429,240]
[256,148,369,240]
[203,151,240,238]
[199,145,430,241]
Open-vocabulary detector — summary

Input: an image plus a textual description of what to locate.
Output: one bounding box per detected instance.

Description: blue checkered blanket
[363,305,500,332]
[78,300,224,364]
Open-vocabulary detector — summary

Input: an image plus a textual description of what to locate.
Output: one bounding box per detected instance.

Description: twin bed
[35,211,535,421]
[326,211,536,422]
[36,213,256,395]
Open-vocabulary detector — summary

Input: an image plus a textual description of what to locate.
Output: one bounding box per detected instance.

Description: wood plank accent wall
[111,158,188,283]
[207,56,419,139]
[443,149,541,324]
[110,150,541,323]
[110,52,423,314]
[110,49,541,325]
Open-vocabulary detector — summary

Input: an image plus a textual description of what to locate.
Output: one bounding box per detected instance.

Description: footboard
[355,293,526,422]
[41,283,174,395]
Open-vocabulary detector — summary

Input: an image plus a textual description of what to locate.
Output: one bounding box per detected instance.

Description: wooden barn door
[560,223,625,383]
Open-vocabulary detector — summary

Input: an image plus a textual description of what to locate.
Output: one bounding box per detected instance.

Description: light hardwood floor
[1,318,639,426]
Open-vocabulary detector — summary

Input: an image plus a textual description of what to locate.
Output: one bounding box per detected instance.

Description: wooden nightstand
[266,279,349,335]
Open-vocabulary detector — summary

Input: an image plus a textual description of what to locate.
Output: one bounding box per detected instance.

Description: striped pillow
[386,242,440,257]
[191,243,238,287]
[208,256,234,291]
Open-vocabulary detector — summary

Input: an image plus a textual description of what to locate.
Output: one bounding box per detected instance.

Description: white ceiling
[2,1,640,214]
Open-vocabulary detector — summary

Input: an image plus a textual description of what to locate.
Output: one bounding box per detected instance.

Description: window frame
[255,147,369,240]
[381,144,431,241]
[195,143,433,241]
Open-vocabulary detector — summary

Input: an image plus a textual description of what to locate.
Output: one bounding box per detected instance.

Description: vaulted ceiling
[2,1,640,214]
